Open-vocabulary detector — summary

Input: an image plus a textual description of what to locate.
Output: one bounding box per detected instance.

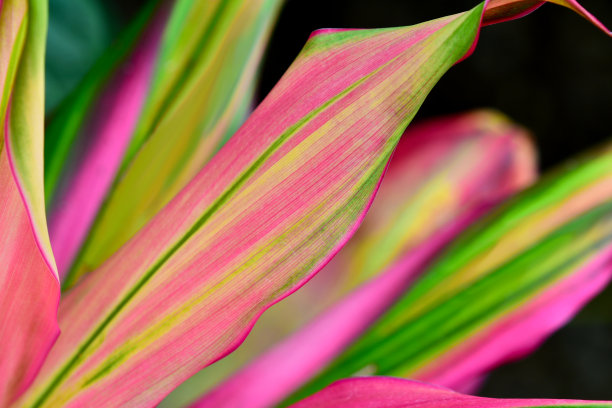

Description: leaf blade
[187,110,536,408]
[290,377,612,408]
[291,145,612,401]
[0,0,60,403]
[20,6,487,407]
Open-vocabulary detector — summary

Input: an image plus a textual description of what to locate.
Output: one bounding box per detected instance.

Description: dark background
[47,0,612,400]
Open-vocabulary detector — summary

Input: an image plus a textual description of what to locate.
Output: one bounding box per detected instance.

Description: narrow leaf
[47,0,284,284]
[48,4,167,277]
[482,0,612,34]
[65,0,285,287]
[0,0,60,404]
[290,377,612,408]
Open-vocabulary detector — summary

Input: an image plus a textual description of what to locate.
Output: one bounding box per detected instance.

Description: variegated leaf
[288,144,612,403]
[18,5,488,407]
[46,0,284,284]
[0,0,59,404]
[183,110,535,408]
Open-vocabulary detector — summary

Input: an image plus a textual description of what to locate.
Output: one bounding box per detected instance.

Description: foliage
[0,0,610,407]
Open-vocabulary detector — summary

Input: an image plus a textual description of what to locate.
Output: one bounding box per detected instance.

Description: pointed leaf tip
[483,0,611,36]
[19,6,486,407]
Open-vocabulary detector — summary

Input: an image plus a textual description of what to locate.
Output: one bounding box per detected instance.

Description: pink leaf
[191,110,535,408]
[290,377,611,408]
[0,0,59,403]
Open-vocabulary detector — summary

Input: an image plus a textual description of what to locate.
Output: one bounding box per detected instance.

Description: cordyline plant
[0,0,611,407]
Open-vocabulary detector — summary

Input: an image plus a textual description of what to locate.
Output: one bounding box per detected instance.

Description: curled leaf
[0,0,59,404]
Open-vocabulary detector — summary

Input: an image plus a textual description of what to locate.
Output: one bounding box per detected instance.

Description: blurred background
[46,0,612,400]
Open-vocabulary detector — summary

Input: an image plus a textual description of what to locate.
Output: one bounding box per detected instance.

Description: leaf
[0,0,59,404]
[289,143,612,402]
[64,0,285,287]
[289,377,612,408]
[21,0,609,405]
[46,0,285,284]
[18,5,488,407]
[482,0,612,34]
[334,110,535,288]
[182,110,536,408]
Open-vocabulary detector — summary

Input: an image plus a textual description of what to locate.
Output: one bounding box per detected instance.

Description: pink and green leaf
[63,0,285,288]
[178,109,535,408]
[47,0,284,283]
[290,377,612,408]
[0,0,59,404]
[333,110,535,288]
[187,2,610,406]
[18,0,609,406]
[286,143,612,403]
[18,5,490,407]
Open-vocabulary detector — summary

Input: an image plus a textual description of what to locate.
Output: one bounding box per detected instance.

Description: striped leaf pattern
[0,0,59,404]
[288,144,612,403]
[17,4,487,407]
[46,0,284,283]
[185,110,536,408]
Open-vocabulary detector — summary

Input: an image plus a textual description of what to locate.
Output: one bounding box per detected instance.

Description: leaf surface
[186,110,535,408]
[47,0,284,283]
[0,0,59,404]
[289,144,612,402]
[19,6,487,407]
[290,377,612,408]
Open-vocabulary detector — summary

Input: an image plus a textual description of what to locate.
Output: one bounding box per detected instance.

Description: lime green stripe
[33,5,483,402]
[0,4,28,148]
[120,0,230,169]
[285,147,612,405]
[32,30,419,404]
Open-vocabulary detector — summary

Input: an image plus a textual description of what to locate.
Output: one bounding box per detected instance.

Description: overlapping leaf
[190,1,610,406]
[0,0,59,404]
[182,110,535,408]
[17,0,609,406]
[291,377,612,408]
[18,5,490,407]
[46,0,284,283]
[287,143,612,403]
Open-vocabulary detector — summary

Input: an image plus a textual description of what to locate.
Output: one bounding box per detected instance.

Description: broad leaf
[184,110,535,408]
[289,143,612,402]
[20,0,609,406]
[18,5,487,407]
[290,377,612,408]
